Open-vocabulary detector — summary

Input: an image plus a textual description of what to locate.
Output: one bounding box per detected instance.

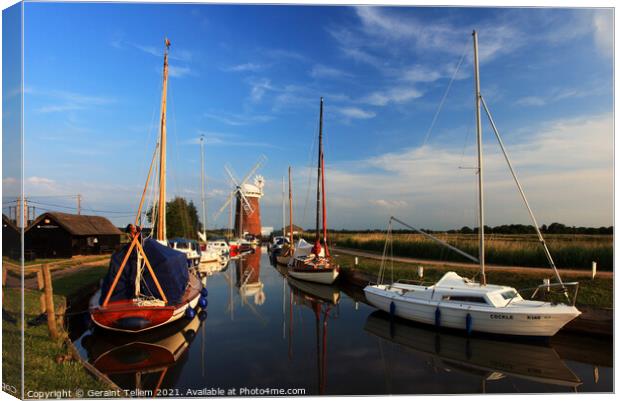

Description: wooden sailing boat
[90,38,204,333]
[288,98,339,284]
[363,31,580,337]
[276,166,295,266]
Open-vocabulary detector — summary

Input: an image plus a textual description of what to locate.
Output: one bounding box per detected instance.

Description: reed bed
[315,232,612,270]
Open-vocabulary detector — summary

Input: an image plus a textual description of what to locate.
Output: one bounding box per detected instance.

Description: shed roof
[27,212,122,236]
[2,214,18,231]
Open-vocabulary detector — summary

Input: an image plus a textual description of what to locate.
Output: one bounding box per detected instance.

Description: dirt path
[3,255,109,289]
[333,247,613,278]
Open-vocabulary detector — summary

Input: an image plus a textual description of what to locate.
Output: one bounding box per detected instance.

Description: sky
[2,2,614,230]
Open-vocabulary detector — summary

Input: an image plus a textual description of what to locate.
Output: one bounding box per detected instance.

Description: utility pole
[77,194,82,215]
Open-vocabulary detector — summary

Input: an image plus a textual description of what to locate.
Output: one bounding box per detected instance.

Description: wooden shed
[25,212,122,259]
[2,214,20,260]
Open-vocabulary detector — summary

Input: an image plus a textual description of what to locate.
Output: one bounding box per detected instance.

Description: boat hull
[275,254,291,266]
[288,267,339,285]
[363,285,580,337]
[90,274,203,333]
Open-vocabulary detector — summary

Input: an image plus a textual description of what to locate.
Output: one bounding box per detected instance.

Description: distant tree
[460,226,473,234]
[146,196,201,239]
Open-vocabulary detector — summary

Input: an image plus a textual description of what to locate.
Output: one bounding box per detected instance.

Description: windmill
[214,155,267,238]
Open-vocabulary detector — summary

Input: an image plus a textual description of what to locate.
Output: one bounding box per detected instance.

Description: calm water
[75,246,613,395]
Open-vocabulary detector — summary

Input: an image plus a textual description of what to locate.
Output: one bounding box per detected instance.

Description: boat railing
[506,282,580,307]
[394,278,434,287]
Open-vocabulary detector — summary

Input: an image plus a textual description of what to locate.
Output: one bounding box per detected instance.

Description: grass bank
[333,254,613,308]
[2,266,110,395]
[314,232,613,271]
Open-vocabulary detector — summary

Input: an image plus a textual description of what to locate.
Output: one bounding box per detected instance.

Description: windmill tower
[214,155,267,238]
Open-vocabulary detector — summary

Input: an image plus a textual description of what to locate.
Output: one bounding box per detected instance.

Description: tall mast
[200,135,207,240]
[282,176,286,236]
[157,38,171,242]
[314,98,323,248]
[288,166,294,246]
[320,129,329,257]
[473,30,486,285]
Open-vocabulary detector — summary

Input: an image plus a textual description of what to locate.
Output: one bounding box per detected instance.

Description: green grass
[2,288,111,395]
[334,253,613,308]
[52,265,108,298]
[312,232,613,271]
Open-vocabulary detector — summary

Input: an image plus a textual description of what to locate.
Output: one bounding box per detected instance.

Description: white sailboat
[363,31,581,337]
[276,166,295,266]
[196,134,221,269]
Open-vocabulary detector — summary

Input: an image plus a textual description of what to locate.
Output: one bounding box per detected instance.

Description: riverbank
[2,264,112,394]
[332,252,613,336]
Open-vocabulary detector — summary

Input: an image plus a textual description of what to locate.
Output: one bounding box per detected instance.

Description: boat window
[500,290,518,300]
[442,295,487,304]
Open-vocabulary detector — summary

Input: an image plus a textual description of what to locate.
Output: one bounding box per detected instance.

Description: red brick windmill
[214,155,267,239]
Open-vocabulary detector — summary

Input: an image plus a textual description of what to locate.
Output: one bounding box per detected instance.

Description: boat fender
[435,307,441,328]
[465,313,472,335]
[198,296,208,309]
[185,307,196,319]
[201,287,209,297]
[389,301,396,318]
[198,310,208,321]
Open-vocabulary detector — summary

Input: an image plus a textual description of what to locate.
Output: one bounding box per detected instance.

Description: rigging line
[419,40,469,149]
[302,113,320,228]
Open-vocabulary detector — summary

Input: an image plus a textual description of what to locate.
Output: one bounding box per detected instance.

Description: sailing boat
[288,98,340,284]
[276,166,295,266]
[90,39,204,333]
[363,31,581,337]
[197,135,222,267]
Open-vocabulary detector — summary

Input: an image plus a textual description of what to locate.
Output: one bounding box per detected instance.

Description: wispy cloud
[515,84,608,107]
[204,112,273,126]
[310,64,353,79]
[188,130,281,149]
[168,65,193,78]
[361,87,423,106]
[35,89,114,113]
[336,107,376,120]
[224,62,265,72]
[249,78,274,102]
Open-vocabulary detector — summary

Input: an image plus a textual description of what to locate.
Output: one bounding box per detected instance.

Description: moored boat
[89,39,205,333]
[288,98,339,285]
[363,31,580,337]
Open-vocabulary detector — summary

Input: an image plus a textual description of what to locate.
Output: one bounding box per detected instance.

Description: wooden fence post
[37,269,46,313]
[42,265,59,339]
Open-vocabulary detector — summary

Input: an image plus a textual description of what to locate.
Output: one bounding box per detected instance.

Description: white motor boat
[363,31,581,337]
[365,272,580,337]
[207,240,230,258]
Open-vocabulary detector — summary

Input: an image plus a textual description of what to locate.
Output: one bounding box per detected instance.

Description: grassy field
[2,267,111,395]
[315,232,613,271]
[333,253,613,308]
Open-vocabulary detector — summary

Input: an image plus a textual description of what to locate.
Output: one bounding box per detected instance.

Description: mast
[200,135,207,241]
[288,166,294,246]
[282,176,286,237]
[314,98,323,251]
[157,38,171,242]
[320,141,329,257]
[473,30,486,285]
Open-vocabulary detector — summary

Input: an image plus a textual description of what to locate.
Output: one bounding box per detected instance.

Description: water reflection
[288,277,340,394]
[80,310,206,393]
[364,311,582,391]
[73,249,611,395]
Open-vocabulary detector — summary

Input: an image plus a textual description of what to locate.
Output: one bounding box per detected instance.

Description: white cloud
[304,112,612,229]
[310,64,352,79]
[336,107,376,119]
[168,66,192,78]
[249,78,273,102]
[362,87,423,106]
[592,12,613,58]
[204,112,273,126]
[225,62,264,72]
[35,90,113,113]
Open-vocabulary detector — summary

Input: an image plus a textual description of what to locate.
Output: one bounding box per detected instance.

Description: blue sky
[4,3,614,230]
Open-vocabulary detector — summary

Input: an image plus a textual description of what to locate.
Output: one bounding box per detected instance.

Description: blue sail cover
[99,238,189,305]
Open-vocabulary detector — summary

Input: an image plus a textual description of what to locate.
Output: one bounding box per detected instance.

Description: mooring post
[2,265,7,287]
[37,269,46,313]
[592,261,597,279]
[42,265,59,339]
[354,257,358,268]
